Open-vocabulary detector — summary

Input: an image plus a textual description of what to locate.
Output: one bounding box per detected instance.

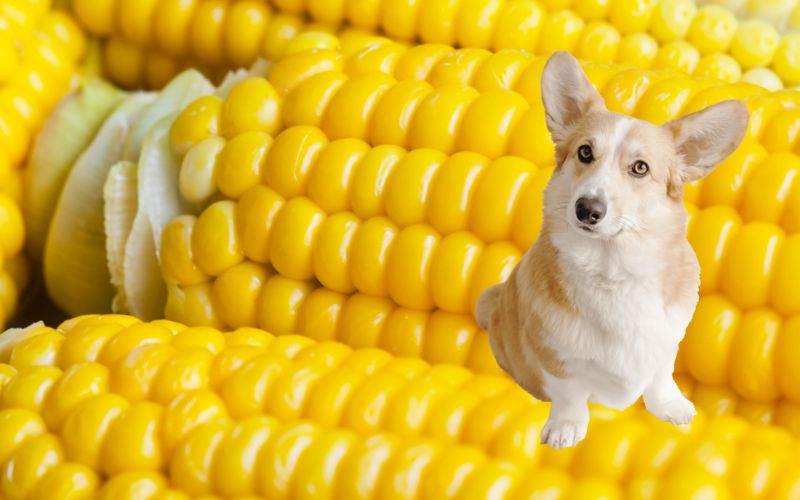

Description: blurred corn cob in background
[0,0,87,328]
[697,0,800,34]
[0,314,799,498]
[66,0,800,90]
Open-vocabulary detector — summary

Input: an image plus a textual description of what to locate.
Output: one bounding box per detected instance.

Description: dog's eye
[631,160,649,177]
[577,145,593,163]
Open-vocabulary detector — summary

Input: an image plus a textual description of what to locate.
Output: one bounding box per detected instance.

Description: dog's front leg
[643,364,696,426]
[540,383,590,449]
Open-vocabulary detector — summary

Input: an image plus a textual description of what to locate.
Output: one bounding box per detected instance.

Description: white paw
[648,397,696,425]
[540,419,588,449]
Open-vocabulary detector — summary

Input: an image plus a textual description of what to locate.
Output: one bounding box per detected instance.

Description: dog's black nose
[575,197,606,225]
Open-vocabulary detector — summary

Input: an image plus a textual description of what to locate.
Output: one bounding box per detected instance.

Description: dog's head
[540,51,749,241]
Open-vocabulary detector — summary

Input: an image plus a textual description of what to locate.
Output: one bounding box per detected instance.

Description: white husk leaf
[24,77,125,262]
[122,69,215,160]
[103,160,138,313]
[43,93,156,316]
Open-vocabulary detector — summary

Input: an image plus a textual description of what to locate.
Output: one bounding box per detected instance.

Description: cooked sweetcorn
[68,0,800,88]
[146,39,800,433]
[71,0,372,89]
[1,315,800,498]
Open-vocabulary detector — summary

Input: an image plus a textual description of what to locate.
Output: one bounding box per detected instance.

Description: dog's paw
[647,397,696,425]
[540,419,588,449]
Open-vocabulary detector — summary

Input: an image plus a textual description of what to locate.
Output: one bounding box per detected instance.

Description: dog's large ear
[540,51,604,144]
[664,100,749,184]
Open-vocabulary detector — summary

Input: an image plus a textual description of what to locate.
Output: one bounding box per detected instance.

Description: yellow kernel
[42,362,108,432]
[72,0,114,35]
[188,0,227,67]
[60,393,128,470]
[213,261,272,329]
[224,1,271,68]
[236,185,285,263]
[170,95,223,156]
[1,434,63,499]
[178,136,225,204]
[217,131,272,199]
[117,0,159,46]
[222,77,282,137]
[256,275,314,335]
[153,0,197,57]
[0,366,61,414]
[101,401,164,475]
[694,53,742,83]
[731,20,780,70]
[165,284,226,329]
[312,213,360,294]
[0,409,46,465]
[98,323,173,366]
[537,10,585,55]
[617,33,659,69]
[30,462,98,500]
[97,471,167,500]
[192,201,244,277]
[268,197,327,281]
[687,6,738,55]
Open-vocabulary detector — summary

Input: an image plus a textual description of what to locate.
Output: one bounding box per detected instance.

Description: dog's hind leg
[475,284,502,330]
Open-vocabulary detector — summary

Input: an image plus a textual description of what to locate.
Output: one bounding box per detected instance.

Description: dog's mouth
[574,221,623,238]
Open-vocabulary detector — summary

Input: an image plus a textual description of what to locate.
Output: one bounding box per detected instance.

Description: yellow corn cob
[69,0,377,90]
[161,122,800,392]
[1,315,800,498]
[164,39,800,206]
[0,3,86,328]
[695,0,800,35]
[146,39,800,431]
[69,0,800,88]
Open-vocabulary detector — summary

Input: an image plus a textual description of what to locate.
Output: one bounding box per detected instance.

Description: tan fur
[661,239,700,307]
[479,229,572,401]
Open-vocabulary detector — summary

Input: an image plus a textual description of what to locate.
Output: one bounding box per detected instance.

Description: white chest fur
[540,230,692,409]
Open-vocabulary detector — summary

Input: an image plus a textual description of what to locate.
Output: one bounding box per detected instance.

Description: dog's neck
[543,215,684,284]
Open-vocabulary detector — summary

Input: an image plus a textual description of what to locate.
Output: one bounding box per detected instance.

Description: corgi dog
[475,51,749,449]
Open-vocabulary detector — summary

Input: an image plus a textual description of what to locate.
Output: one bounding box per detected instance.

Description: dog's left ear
[540,51,604,144]
[664,100,749,184]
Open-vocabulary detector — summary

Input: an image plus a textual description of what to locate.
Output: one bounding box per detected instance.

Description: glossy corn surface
[69,0,382,89]
[141,39,800,432]
[1,314,800,498]
[69,0,800,88]
[696,0,800,35]
[0,2,86,328]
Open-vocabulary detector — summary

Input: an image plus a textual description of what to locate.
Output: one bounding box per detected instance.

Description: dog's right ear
[541,51,604,144]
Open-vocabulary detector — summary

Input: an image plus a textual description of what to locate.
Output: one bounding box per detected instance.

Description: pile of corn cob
[68,0,800,90]
[5,0,800,496]
[0,0,86,329]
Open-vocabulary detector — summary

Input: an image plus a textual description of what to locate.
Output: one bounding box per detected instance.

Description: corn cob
[161,121,800,392]
[0,3,86,328]
[0,315,799,498]
[69,0,379,90]
[173,44,800,228]
[145,40,800,426]
[69,0,800,88]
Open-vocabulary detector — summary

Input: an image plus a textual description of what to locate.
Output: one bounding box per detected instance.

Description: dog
[475,51,749,449]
